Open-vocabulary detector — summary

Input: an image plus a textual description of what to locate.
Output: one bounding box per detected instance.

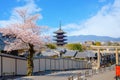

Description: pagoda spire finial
[59,21,61,30]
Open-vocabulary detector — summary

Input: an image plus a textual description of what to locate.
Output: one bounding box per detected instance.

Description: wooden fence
[0,53,91,76]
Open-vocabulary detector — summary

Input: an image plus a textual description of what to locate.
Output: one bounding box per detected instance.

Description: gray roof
[63,50,77,57]
[75,50,95,58]
[41,49,60,56]
[54,29,66,34]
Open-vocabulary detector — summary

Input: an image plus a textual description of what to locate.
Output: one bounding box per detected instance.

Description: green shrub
[65,43,83,52]
[46,43,57,49]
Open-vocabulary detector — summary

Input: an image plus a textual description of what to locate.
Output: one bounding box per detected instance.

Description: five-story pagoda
[54,23,67,46]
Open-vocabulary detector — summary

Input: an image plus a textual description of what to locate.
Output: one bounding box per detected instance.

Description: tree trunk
[27,44,35,76]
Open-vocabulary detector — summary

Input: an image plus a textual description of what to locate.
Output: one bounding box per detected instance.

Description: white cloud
[0,0,42,27]
[15,0,42,15]
[62,0,120,38]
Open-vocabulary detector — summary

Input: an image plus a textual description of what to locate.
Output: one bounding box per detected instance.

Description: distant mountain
[67,35,120,43]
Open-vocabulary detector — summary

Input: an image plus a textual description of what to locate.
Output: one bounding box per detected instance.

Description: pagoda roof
[54,39,67,41]
[54,29,66,34]
[54,35,67,37]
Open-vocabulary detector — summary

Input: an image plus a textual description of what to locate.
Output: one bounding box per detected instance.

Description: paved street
[15,69,115,80]
[87,70,115,80]
[15,70,84,80]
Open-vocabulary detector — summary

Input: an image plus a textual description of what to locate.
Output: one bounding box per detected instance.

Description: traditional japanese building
[54,23,67,46]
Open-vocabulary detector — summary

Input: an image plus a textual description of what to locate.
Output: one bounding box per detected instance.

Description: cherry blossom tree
[0,9,48,76]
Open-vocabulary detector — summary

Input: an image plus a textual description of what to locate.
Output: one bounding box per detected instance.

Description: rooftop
[54,28,66,34]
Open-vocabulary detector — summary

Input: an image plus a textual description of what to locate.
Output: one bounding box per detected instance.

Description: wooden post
[116,48,118,65]
[97,49,100,69]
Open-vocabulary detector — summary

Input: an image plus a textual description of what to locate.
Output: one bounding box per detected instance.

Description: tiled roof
[75,50,95,58]
[63,50,77,57]
[54,29,66,34]
[41,49,60,56]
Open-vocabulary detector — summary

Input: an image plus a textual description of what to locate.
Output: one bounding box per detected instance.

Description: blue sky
[0,0,120,38]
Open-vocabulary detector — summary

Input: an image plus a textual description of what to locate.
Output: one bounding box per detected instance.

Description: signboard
[116,65,120,76]
[116,53,120,80]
